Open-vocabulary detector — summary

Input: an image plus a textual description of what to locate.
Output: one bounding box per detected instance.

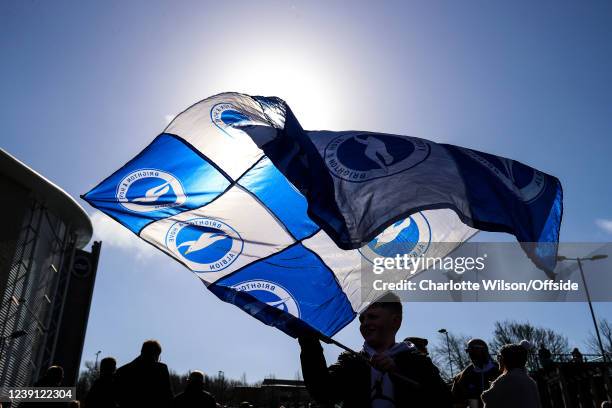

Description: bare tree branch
[431,332,472,380]
[586,318,612,356]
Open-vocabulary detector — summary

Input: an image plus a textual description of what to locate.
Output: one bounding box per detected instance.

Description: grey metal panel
[0,149,92,249]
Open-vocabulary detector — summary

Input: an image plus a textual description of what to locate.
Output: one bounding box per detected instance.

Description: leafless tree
[491,320,569,352]
[490,320,569,369]
[431,331,471,380]
[586,318,612,358]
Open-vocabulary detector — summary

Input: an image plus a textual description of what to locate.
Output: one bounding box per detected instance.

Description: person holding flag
[298,293,452,408]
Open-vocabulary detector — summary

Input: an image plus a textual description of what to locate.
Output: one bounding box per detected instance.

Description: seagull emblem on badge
[132,181,172,203]
[373,218,412,249]
[177,232,229,254]
[242,296,291,316]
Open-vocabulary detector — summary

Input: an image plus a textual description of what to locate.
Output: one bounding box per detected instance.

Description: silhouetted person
[299,293,452,407]
[537,344,552,369]
[481,344,541,408]
[404,336,444,378]
[404,337,429,356]
[571,347,584,363]
[36,365,64,386]
[84,357,117,408]
[171,370,216,408]
[451,339,500,408]
[519,340,531,351]
[21,366,65,408]
[114,340,173,408]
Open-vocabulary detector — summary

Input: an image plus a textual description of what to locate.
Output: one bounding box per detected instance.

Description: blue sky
[1,0,612,381]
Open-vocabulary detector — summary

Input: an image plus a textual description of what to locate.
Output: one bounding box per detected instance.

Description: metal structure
[0,148,97,390]
[557,254,609,362]
[438,328,454,377]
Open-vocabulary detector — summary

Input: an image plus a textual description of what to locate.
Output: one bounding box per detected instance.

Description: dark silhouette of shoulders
[115,356,173,408]
[171,387,216,408]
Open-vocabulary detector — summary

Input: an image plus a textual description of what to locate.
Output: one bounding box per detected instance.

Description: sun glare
[220,48,351,131]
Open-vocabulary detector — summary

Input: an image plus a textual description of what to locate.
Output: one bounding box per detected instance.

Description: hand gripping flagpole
[319,334,421,388]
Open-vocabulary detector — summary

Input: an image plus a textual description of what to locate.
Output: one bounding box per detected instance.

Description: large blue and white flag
[83,92,561,338]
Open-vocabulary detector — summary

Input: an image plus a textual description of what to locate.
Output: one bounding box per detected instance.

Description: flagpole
[319,335,358,354]
[319,334,421,388]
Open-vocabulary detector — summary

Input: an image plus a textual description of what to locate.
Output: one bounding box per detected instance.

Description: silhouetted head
[571,347,583,362]
[466,339,490,366]
[45,365,64,386]
[498,344,528,371]
[359,293,402,352]
[519,339,532,351]
[99,357,116,377]
[405,337,428,355]
[188,370,205,388]
[140,340,162,362]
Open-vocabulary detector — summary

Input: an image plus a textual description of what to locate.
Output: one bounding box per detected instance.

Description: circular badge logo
[506,160,546,203]
[359,213,432,263]
[325,133,430,182]
[117,169,186,213]
[232,279,300,317]
[463,150,547,203]
[211,103,252,138]
[72,254,92,278]
[166,217,243,273]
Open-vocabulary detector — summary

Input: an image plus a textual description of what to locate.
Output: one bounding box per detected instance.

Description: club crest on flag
[324,133,430,182]
[232,280,300,317]
[461,150,547,203]
[359,213,432,262]
[116,169,186,213]
[165,217,243,272]
[211,102,252,138]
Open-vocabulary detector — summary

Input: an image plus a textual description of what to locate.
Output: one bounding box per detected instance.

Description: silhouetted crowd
[19,340,215,408]
[20,294,611,408]
[86,340,216,408]
[298,293,610,408]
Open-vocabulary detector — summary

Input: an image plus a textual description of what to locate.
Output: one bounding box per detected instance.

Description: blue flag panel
[83,133,230,234]
[444,145,563,269]
[209,243,355,337]
[238,157,320,241]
